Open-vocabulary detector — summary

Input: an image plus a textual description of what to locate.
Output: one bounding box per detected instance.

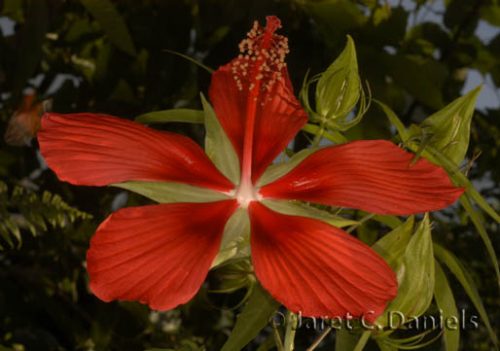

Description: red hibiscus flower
[37,16,463,321]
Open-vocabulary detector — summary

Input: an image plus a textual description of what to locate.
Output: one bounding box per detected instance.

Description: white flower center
[235,181,262,208]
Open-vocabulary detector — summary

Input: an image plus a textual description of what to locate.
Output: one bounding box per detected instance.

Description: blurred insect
[4,93,52,146]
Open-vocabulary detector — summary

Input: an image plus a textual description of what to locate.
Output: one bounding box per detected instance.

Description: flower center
[235,180,262,208]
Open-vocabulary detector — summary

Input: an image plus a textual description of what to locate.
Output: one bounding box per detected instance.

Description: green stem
[353,331,371,351]
[283,311,298,351]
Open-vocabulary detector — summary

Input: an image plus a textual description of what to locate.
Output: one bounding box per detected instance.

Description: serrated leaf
[257,148,316,186]
[262,200,358,228]
[112,181,229,203]
[80,0,136,56]
[433,244,498,347]
[135,109,204,124]
[201,94,240,184]
[434,260,460,351]
[212,208,250,268]
[221,284,280,351]
[372,216,414,269]
[316,35,361,126]
[418,86,481,165]
[377,215,434,327]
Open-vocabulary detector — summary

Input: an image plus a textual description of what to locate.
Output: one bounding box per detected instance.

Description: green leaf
[372,216,414,269]
[135,109,204,124]
[302,123,348,143]
[221,284,280,351]
[460,195,500,286]
[315,35,363,129]
[335,329,362,351]
[433,244,498,347]
[434,260,460,351]
[112,181,229,203]
[388,54,447,109]
[418,86,481,165]
[373,99,410,142]
[377,215,434,327]
[262,200,358,228]
[201,94,240,184]
[80,0,136,56]
[212,209,250,268]
[257,148,316,187]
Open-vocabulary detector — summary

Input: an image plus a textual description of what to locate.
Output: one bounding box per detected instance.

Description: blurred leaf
[434,260,460,351]
[13,0,48,94]
[112,181,229,203]
[315,36,362,129]
[2,0,24,22]
[221,284,280,351]
[388,54,447,109]
[418,86,481,165]
[301,0,366,47]
[481,5,500,26]
[335,329,362,351]
[135,109,204,124]
[262,200,358,228]
[434,244,498,347]
[377,215,434,327]
[202,94,240,184]
[80,0,136,56]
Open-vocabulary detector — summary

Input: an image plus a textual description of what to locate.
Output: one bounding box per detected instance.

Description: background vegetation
[0,0,498,350]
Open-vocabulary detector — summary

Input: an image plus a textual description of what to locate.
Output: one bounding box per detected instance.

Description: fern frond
[0,181,92,250]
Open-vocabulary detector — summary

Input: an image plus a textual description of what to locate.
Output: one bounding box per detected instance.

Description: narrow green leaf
[80,0,136,55]
[201,94,240,184]
[257,148,316,187]
[377,216,434,327]
[221,284,280,351]
[353,331,371,351]
[460,195,500,285]
[112,181,229,203]
[135,109,204,124]
[316,35,362,128]
[434,260,460,351]
[374,99,410,142]
[433,243,498,347]
[262,200,358,228]
[424,145,500,223]
[419,86,481,165]
[372,216,414,269]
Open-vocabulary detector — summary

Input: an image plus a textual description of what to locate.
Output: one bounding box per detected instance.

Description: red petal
[38,113,234,191]
[209,17,307,183]
[260,140,463,215]
[249,202,397,321]
[87,200,238,310]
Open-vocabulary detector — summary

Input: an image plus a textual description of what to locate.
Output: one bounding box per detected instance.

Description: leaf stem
[353,331,371,351]
[283,311,297,351]
[306,326,332,351]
